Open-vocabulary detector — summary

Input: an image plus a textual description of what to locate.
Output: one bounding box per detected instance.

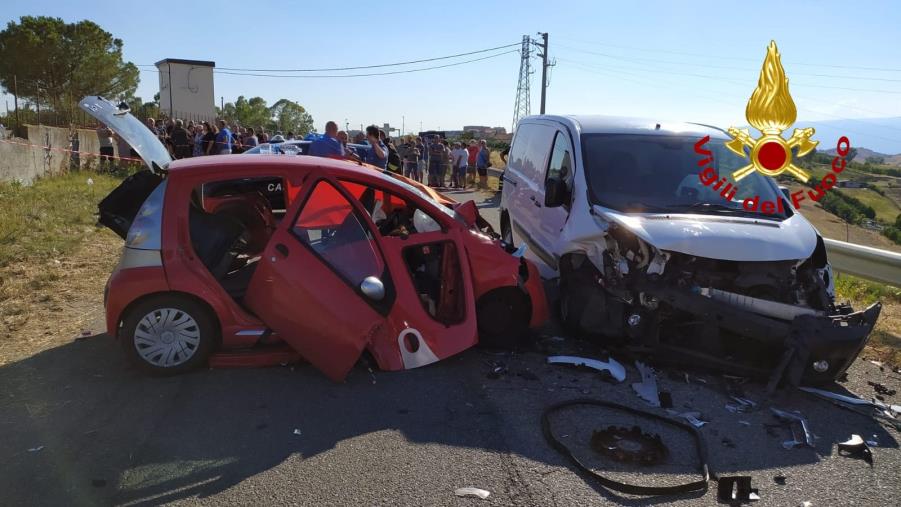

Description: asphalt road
[2,188,899,506]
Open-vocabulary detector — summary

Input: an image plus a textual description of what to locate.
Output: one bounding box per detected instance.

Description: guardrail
[824,238,901,287]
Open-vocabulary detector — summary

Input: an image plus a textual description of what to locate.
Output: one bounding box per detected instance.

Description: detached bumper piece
[642,287,882,389]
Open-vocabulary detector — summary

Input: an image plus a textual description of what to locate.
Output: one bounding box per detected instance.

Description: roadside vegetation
[0,170,125,364]
[834,273,901,367]
[0,171,123,267]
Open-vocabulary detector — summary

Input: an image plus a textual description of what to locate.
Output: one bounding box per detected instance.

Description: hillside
[804,117,901,156]
[789,184,901,253]
[823,146,901,167]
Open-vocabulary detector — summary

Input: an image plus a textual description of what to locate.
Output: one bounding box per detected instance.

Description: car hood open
[594,205,818,262]
[79,96,172,172]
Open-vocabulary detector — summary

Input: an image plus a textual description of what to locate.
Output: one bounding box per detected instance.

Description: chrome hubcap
[134,308,200,367]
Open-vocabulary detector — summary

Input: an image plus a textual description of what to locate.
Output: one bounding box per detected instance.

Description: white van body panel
[500,115,820,277]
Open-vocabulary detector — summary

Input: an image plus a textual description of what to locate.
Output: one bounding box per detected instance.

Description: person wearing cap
[309,121,345,159]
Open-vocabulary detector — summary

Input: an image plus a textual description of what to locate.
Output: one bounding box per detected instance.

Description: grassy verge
[0,171,124,268]
[0,170,126,364]
[834,273,901,367]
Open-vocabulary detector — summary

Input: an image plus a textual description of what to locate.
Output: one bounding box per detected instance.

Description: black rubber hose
[541,398,712,496]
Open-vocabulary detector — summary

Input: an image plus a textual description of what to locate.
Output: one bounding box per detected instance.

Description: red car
[82,96,548,381]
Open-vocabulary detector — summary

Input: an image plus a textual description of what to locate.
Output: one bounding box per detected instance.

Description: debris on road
[716,476,759,504]
[454,487,490,499]
[546,355,626,383]
[773,474,787,485]
[770,408,815,449]
[292,428,302,436]
[868,381,896,397]
[27,446,44,452]
[485,360,508,379]
[542,399,711,496]
[837,434,874,466]
[631,361,660,407]
[590,426,668,465]
[666,409,708,428]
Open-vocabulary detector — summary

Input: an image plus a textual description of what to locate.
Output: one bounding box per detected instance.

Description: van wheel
[500,213,514,248]
[477,287,531,348]
[559,277,590,335]
[120,294,217,375]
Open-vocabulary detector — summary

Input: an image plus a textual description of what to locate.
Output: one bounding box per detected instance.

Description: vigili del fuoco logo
[694,41,852,213]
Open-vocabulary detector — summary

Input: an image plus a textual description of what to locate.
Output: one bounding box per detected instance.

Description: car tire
[120,294,218,375]
[477,287,531,349]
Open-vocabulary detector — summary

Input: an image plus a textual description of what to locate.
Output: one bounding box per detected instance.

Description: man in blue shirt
[215,120,232,154]
[362,125,388,169]
[308,121,345,159]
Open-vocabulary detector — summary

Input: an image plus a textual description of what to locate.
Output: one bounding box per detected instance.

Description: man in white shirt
[451,142,469,188]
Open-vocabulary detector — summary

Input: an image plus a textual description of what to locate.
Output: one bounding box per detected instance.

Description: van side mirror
[544,178,567,208]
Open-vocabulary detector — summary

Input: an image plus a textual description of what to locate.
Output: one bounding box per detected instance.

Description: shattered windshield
[582,134,788,219]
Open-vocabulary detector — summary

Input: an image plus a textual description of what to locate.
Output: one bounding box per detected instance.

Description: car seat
[189,191,251,279]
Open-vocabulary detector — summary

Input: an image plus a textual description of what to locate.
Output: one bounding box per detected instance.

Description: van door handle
[275,243,289,257]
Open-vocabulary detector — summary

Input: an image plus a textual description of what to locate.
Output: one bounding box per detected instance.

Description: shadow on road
[0,332,897,506]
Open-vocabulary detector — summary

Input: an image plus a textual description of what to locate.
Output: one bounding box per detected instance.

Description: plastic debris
[837,434,873,466]
[27,446,44,452]
[773,474,786,485]
[725,396,757,414]
[666,409,708,428]
[631,361,660,407]
[770,408,815,449]
[486,360,508,379]
[738,421,752,427]
[454,487,490,499]
[292,428,302,436]
[798,502,812,507]
[547,355,626,383]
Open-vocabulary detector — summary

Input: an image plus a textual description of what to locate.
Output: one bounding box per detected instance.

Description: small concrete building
[156,58,216,122]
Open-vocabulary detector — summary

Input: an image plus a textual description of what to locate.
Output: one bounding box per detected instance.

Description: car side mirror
[360,276,385,301]
[544,177,567,208]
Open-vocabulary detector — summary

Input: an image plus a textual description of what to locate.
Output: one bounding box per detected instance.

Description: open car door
[244,176,396,381]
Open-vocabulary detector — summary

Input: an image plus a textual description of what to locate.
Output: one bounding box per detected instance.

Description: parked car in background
[500,114,881,386]
[82,96,548,381]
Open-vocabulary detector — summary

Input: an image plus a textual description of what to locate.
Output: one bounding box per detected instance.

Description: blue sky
[3,0,901,150]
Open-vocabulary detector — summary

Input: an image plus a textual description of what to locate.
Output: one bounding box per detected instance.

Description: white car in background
[500,115,881,387]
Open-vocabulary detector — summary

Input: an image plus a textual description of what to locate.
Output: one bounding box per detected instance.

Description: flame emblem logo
[726,41,818,182]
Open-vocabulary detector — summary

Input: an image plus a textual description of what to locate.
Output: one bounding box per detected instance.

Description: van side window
[546,132,573,205]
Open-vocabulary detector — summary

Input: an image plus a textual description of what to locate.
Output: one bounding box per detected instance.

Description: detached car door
[244,176,395,381]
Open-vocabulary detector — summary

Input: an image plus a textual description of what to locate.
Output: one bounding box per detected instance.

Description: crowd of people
[308,120,495,190]
[97,116,496,190]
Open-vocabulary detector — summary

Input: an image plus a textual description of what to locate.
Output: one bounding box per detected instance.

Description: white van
[499,115,881,386]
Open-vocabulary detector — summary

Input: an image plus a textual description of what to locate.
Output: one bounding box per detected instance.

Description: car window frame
[285,177,396,314]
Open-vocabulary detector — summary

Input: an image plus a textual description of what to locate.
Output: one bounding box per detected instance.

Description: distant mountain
[800,117,901,156]
[823,146,901,166]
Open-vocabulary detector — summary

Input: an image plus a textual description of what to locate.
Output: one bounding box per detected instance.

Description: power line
[137,42,520,73]
[555,36,901,73]
[560,60,901,144]
[554,50,901,95]
[209,50,518,78]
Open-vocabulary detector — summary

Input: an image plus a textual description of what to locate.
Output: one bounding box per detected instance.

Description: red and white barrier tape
[0,137,146,163]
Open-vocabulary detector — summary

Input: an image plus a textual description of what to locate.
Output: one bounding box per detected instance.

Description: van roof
[516,115,729,138]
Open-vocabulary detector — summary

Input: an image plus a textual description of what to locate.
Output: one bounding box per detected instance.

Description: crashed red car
[82,96,547,381]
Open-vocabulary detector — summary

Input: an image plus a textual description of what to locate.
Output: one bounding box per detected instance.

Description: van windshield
[581,134,789,219]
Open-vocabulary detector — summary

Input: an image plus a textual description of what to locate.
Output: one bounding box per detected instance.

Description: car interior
[186,176,465,323]
[189,176,288,302]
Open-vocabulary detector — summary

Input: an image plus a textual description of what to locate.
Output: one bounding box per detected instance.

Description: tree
[0,16,139,122]
[270,99,314,136]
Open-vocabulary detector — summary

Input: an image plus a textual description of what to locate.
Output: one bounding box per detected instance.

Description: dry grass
[0,171,125,365]
[833,274,901,367]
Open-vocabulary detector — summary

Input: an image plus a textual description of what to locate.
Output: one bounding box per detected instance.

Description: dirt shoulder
[0,230,121,366]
